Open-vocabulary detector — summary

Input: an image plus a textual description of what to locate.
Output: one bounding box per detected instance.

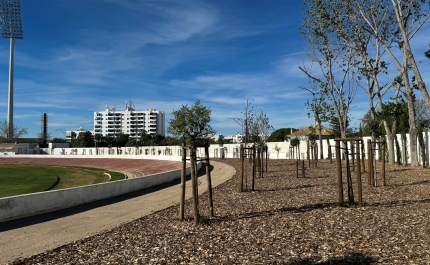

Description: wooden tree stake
[190,147,199,223]
[356,140,362,207]
[336,140,344,204]
[179,143,186,221]
[240,146,244,192]
[252,146,256,191]
[204,141,214,217]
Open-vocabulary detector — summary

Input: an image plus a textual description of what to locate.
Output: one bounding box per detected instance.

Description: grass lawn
[0,165,125,199]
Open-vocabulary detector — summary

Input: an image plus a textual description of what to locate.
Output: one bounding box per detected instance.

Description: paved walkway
[0,161,236,264]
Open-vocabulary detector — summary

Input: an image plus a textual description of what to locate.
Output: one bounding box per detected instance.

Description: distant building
[93,102,165,139]
[289,125,333,140]
[0,143,30,155]
[48,142,69,149]
[0,142,46,155]
[225,134,243,143]
[66,127,90,142]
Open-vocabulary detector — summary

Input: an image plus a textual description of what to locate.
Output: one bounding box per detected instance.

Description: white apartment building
[94,105,165,139]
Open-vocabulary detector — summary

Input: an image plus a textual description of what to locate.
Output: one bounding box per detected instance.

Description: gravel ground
[10,158,430,264]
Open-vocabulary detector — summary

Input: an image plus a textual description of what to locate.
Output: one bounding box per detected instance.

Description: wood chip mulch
[10,158,430,264]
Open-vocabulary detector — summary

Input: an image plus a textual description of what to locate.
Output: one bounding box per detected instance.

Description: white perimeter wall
[24,130,429,166]
[42,131,429,164]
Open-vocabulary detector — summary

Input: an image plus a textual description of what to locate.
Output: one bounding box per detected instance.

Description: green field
[0,165,125,199]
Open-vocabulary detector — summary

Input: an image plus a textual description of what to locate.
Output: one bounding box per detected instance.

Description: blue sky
[0,0,429,139]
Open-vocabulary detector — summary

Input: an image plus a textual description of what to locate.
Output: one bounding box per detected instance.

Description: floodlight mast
[0,0,23,142]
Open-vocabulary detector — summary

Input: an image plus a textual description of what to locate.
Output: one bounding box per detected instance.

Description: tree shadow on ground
[390,179,430,187]
[211,195,430,223]
[211,202,338,223]
[285,253,378,264]
[254,183,334,192]
[388,168,410,172]
[367,197,430,208]
[240,202,338,219]
[309,175,331,179]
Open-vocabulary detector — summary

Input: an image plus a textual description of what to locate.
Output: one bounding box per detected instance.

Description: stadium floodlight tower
[0,0,23,141]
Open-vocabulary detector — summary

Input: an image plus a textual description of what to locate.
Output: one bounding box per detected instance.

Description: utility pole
[245,99,249,145]
[229,99,253,145]
[55,129,66,140]
[228,118,243,143]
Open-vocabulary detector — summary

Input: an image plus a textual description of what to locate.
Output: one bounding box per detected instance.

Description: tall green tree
[71,131,94,147]
[114,133,130,147]
[267,128,297,142]
[159,136,180,146]
[138,130,152,146]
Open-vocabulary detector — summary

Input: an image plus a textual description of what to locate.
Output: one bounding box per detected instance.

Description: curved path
[0,160,236,264]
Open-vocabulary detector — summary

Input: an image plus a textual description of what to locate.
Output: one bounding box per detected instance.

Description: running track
[0,157,183,178]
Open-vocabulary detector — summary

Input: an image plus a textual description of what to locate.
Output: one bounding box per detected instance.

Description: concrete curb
[0,161,201,222]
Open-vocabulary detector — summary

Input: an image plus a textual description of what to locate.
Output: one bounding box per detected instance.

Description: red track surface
[0,157,183,177]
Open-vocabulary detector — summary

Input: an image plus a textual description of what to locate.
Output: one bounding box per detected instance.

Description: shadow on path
[286,253,378,264]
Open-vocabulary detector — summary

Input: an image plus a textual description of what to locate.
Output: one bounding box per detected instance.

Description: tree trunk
[403,63,419,166]
[401,133,407,165]
[385,125,395,164]
[204,142,214,217]
[306,141,310,160]
[240,146,244,192]
[318,125,323,159]
[408,125,419,166]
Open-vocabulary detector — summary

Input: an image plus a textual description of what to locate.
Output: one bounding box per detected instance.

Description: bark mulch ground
[10,158,430,264]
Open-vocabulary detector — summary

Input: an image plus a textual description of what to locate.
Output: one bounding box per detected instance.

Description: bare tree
[241,101,273,146]
[301,82,331,159]
[249,109,274,146]
[353,0,429,165]
[313,0,400,163]
[0,120,28,142]
[301,0,358,139]
[355,0,430,106]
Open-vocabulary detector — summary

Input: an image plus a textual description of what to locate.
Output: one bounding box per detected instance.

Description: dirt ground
[0,161,235,265]
[5,158,430,264]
